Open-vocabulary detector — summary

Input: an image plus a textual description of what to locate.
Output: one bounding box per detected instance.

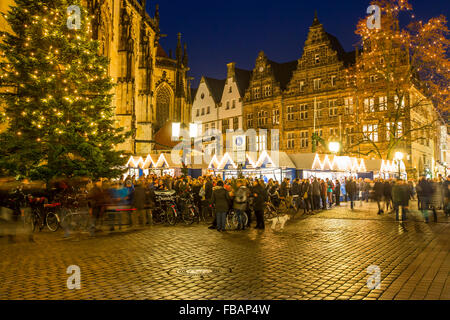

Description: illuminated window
[344,97,354,115]
[314,79,321,90]
[287,106,295,121]
[300,104,308,120]
[363,124,378,142]
[379,96,387,111]
[300,131,309,148]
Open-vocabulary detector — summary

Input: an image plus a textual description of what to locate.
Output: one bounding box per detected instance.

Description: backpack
[235,187,247,204]
[199,186,206,198]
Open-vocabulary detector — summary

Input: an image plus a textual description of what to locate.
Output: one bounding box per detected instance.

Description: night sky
[147,0,449,88]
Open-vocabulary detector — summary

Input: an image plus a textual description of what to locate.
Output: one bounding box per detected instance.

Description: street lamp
[329,142,340,154]
[394,152,404,179]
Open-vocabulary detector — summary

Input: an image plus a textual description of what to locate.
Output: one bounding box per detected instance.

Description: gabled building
[192,63,252,156]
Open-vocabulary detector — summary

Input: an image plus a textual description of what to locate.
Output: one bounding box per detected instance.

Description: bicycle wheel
[166,207,177,226]
[46,211,60,232]
[182,207,195,225]
[152,208,165,225]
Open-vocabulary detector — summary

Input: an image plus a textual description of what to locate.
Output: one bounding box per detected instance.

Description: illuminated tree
[0,0,129,180]
[343,0,448,167]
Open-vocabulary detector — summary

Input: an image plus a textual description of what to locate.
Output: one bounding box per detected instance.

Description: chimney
[227,62,236,79]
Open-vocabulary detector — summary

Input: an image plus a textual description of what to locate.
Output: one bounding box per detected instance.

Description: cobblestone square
[0,202,448,300]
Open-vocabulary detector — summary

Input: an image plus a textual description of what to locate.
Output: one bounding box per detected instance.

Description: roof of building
[153,122,179,151]
[234,68,253,97]
[156,43,169,58]
[267,60,298,91]
[203,77,226,103]
[190,87,198,103]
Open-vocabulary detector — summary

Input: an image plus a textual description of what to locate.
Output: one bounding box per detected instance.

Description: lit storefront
[207,151,296,182]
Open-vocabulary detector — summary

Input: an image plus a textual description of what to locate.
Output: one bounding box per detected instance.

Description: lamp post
[394,152,404,179]
[329,142,340,154]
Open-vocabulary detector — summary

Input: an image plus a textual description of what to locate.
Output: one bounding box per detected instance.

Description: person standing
[211,180,231,232]
[233,180,249,230]
[312,178,320,211]
[252,179,267,230]
[444,176,450,217]
[131,182,147,229]
[320,179,327,210]
[346,178,357,210]
[334,180,341,206]
[326,179,334,208]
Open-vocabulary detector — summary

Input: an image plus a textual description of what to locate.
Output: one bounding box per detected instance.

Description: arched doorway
[155,84,172,133]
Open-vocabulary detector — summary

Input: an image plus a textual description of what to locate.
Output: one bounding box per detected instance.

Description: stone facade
[242,13,444,178]
[86,0,191,155]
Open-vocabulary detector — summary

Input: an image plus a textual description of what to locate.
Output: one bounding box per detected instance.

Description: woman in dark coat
[211,180,231,232]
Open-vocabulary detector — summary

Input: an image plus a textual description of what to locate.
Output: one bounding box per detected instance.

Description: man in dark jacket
[334,180,341,206]
[346,178,357,210]
[320,179,327,210]
[373,179,385,214]
[392,179,409,221]
[211,180,230,232]
[312,178,320,211]
[132,182,147,228]
[252,179,267,230]
[383,180,393,213]
[416,177,434,223]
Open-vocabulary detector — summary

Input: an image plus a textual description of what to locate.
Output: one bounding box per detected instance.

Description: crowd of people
[0,173,449,240]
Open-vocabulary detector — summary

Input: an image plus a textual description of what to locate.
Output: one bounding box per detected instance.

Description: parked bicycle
[152,190,179,225]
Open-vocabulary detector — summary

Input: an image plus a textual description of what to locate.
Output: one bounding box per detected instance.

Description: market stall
[207,151,296,182]
[288,153,367,180]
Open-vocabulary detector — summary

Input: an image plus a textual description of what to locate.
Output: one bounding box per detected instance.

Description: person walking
[417,177,433,223]
[430,179,442,223]
[383,179,393,213]
[312,178,321,211]
[131,182,147,229]
[211,180,231,232]
[373,179,385,215]
[392,179,409,221]
[444,176,450,217]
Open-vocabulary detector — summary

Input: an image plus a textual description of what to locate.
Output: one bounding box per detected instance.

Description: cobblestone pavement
[0,202,448,300]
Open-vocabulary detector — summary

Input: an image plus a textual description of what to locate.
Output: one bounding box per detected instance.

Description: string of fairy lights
[0,1,121,149]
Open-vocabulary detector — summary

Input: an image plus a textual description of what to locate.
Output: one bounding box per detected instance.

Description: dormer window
[331,76,336,87]
[314,79,321,90]
[299,81,305,92]
[315,54,320,64]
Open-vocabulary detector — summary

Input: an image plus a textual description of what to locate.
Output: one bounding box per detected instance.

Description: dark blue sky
[147,0,449,88]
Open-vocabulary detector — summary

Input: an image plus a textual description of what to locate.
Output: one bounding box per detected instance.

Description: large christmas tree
[0,0,129,181]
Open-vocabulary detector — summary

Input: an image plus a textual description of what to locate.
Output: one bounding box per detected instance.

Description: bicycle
[152,190,179,225]
[226,209,248,230]
[177,193,199,225]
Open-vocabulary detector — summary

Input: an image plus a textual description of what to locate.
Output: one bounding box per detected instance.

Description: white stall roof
[288,153,318,170]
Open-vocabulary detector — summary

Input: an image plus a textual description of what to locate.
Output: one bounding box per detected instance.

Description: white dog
[269,214,291,231]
